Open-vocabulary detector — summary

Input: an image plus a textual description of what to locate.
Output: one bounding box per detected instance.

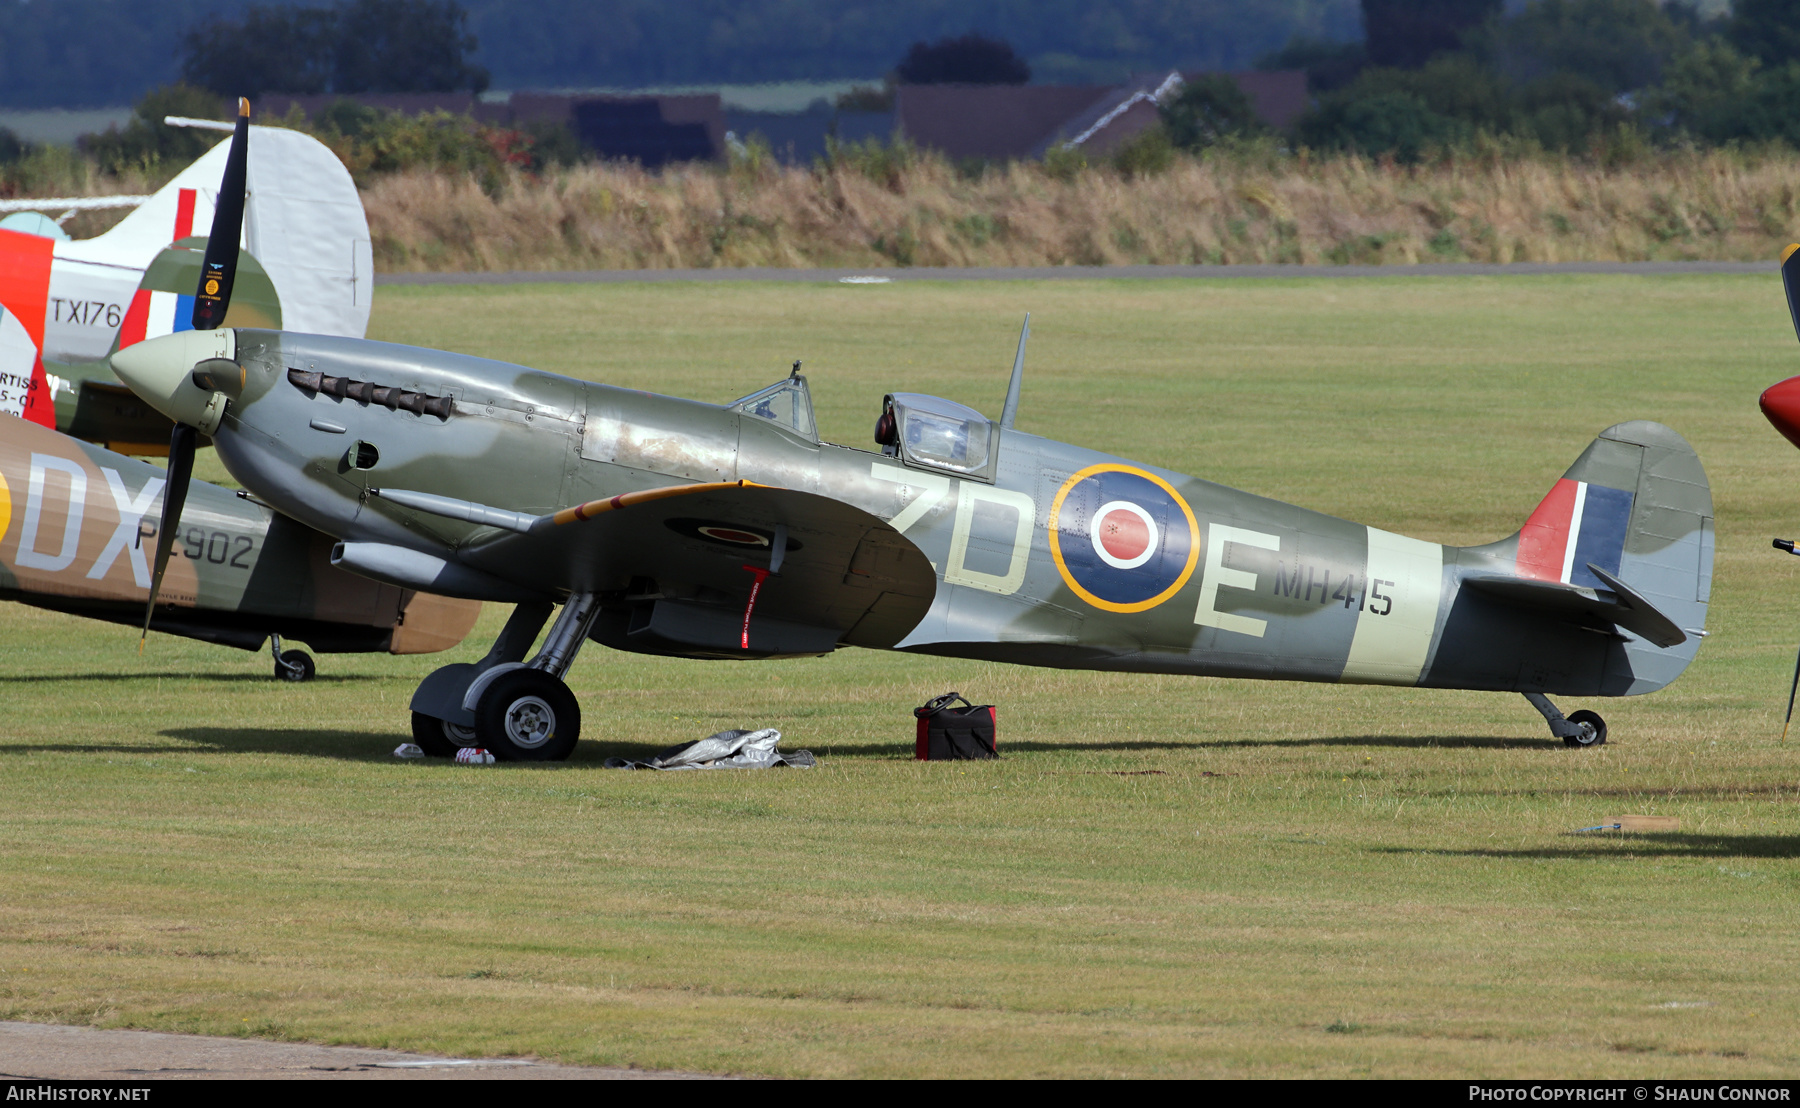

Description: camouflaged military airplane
[108,105,1715,760]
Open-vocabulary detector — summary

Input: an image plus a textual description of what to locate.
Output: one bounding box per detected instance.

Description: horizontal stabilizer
[1462,565,1686,648]
[1582,563,1688,648]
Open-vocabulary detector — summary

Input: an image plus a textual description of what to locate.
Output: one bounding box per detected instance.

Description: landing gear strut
[409,601,553,757]
[270,634,314,682]
[468,593,601,761]
[407,597,599,762]
[1524,693,1607,747]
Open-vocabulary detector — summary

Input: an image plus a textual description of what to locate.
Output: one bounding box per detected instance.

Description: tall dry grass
[362,145,1800,273]
[1,147,176,240]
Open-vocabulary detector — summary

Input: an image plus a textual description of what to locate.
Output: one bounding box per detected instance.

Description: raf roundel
[1049,464,1200,613]
[1091,500,1158,569]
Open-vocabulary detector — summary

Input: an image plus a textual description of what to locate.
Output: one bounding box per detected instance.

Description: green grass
[5,274,1800,1077]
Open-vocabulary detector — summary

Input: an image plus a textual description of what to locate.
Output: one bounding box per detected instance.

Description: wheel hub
[503,695,556,749]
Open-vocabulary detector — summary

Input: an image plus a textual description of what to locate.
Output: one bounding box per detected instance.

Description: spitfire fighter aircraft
[109,107,1715,760]
[0,120,372,450]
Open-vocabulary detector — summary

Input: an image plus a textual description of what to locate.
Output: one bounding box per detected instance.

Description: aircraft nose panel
[112,328,235,429]
[1760,375,1800,450]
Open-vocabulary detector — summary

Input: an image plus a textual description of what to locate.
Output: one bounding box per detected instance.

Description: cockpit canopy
[729,374,816,441]
[879,392,997,481]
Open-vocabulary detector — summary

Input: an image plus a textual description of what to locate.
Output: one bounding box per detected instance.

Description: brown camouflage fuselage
[0,413,477,655]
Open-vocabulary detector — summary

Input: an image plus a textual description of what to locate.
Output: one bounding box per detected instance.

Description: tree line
[10,0,1800,179]
[1255,0,1800,159]
[0,0,1359,108]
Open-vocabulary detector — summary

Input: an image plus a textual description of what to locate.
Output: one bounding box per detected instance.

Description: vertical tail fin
[68,126,371,341]
[1513,421,1712,615]
[1505,420,1713,693]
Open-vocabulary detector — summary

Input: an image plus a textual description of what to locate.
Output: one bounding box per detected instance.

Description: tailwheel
[275,649,315,682]
[410,712,478,758]
[473,668,580,762]
[1563,709,1608,747]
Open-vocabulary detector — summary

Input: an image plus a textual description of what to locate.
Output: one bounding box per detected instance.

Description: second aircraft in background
[0,118,372,451]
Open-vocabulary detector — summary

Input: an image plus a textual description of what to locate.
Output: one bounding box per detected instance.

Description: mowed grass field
[3,274,1799,1078]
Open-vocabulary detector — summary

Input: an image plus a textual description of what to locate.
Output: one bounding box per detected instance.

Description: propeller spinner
[114,96,251,646]
[1758,245,1800,449]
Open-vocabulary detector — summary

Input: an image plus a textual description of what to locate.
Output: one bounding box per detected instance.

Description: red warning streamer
[740,565,771,650]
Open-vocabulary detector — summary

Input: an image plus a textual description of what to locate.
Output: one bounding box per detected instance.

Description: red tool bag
[914,692,998,760]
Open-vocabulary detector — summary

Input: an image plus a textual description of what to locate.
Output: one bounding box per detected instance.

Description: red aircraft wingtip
[1759,376,1800,450]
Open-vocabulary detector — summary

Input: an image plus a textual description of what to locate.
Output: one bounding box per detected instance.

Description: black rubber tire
[473,668,580,762]
[1563,709,1608,747]
[410,711,461,758]
[275,649,315,682]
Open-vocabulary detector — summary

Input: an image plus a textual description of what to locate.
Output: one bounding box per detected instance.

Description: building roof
[896,84,1113,161]
[570,95,724,167]
[1031,72,1183,159]
[897,71,1308,163]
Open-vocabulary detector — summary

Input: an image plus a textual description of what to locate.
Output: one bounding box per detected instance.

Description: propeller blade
[190,97,250,332]
[140,422,197,648]
[1784,641,1800,745]
[1783,243,1800,347]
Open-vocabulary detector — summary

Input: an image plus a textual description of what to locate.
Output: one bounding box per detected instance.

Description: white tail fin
[55,126,371,341]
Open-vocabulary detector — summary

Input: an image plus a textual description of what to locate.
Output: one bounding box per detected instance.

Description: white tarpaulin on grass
[605,729,816,770]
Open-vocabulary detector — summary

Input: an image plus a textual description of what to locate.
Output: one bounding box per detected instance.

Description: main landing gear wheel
[410,712,479,758]
[474,668,580,762]
[275,649,315,682]
[1563,709,1608,748]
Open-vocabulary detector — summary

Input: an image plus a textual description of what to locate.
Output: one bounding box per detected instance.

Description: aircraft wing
[383,480,937,657]
[1461,563,1687,648]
